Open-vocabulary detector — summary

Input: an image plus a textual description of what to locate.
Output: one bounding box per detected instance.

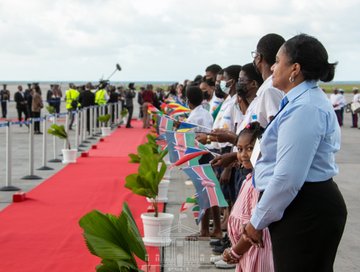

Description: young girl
[223,122,274,271]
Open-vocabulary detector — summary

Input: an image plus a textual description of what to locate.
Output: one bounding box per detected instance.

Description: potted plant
[48,124,77,163]
[46,105,56,121]
[97,114,112,136]
[79,202,148,271]
[120,108,128,125]
[125,141,174,247]
[128,134,170,202]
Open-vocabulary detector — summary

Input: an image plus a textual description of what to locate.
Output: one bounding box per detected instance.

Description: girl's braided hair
[236,122,264,144]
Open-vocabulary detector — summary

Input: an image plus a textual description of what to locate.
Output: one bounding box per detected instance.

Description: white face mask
[220,80,231,94]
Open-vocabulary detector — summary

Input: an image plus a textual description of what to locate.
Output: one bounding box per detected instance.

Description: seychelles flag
[147,104,162,115]
[182,164,228,223]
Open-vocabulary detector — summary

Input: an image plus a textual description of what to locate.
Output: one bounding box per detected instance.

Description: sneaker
[212,238,231,255]
[212,244,226,255]
[210,239,222,247]
[215,259,236,269]
[210,255,223,264]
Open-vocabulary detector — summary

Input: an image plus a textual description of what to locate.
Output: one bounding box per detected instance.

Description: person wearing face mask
[211,34,286,171]
[199,77,213,111]
[249,33,285,128]
[186,66,240,241]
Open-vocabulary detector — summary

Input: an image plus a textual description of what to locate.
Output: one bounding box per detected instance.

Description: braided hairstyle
[237,122,264,145]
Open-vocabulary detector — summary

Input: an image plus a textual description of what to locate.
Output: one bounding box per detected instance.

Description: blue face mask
[220,80,231,94]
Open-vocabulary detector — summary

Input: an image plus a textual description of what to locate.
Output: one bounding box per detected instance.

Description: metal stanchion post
[22,118,42,180]
[108,103,112,127]
[88,106,96,140]
[75,111,83,151]
[64,112,70,150]
[78,109,87,147]
[48,114,62,163]
[95,105,100,136]
[115,103,119,124]
[0,122,20,191]
[38,116,54,170]
[82,107,91,143]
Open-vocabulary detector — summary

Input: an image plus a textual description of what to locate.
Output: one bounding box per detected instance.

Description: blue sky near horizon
[0,0,359,82]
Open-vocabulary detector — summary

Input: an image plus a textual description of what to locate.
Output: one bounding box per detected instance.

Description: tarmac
[0,96,359,271]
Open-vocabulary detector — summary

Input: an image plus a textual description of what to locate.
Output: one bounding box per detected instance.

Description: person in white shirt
[186,86,213,133]
[211,34,286,169]
[351,87,360,128]
[330,88,343,126]
[339,89,346,125]
[204,64,224,115]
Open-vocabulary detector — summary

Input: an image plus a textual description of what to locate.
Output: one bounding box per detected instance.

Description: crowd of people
[143,33,347,272]
[0,32,352,271]
[0,81,172,132]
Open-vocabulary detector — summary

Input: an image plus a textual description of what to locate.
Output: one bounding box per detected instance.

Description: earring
[289,77,295,83]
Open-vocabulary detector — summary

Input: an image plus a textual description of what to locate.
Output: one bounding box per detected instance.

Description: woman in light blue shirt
[244,34,347,272]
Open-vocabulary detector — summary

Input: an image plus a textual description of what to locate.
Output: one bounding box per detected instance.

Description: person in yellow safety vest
[65,83,80,130]
[95,81,109,106]
[95,81,110,122]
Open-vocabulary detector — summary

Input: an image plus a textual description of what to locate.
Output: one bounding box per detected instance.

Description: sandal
[185,232,210,241]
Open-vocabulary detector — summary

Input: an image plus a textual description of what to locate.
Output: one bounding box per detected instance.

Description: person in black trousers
[0,84,10,118]
[78,82,95,134]
[14,85,29,126]
[124,82,136,128]
[107,86,119,125]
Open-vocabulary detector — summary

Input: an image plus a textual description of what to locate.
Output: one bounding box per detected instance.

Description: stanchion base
[77,148,85,152]
[22,175,42,180]
[79,144,88,148]
[48,158,62,163]
[87,137,97,140]
[0,185,21,191]
[37,166,54,171]
[82,140,91,143]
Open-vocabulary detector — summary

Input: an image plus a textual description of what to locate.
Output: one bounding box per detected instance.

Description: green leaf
[128,154,140,163]
[97,114,111,124]
[79,206,146,271]
[46,105,56,114]
[84,233,132,260]
[96,260,122,272]
[120,203,147,261]
[79,210,124,250]
[47,124,68,140]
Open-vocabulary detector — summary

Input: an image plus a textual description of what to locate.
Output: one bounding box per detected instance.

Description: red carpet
[0,121,161,272]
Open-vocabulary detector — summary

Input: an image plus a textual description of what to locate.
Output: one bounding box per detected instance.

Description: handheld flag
[165,131,199,165]
[182,164,228,223]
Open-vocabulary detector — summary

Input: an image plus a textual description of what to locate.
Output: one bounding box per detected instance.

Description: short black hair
[241,63,264,86]
[257,33,285,66]
[128,82,135,89]
[186,86,203,107]
[201,76,215,87]
[283,34,337,82]
[223,65,242,81]
[205,64,222,75]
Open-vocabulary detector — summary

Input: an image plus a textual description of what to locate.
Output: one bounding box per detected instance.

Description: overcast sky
[0,0,359,83]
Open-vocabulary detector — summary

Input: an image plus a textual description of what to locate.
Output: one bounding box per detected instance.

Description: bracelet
[230,248,242,259]
[206,134,211,144]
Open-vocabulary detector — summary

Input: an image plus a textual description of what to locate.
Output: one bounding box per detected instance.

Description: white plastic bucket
[141,212,174,247]
[101,127,111,136]
[62,149,77,163]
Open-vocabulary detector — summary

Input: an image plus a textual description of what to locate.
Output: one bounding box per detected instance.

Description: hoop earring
[289,77,295,83]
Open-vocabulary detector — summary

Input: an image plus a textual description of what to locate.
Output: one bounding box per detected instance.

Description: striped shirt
[228,174,274,272]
